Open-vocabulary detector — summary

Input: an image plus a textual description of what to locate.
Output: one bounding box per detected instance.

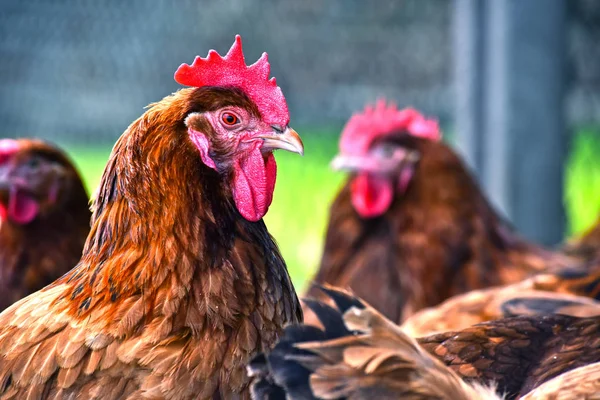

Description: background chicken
[0,36,303,399]
[562,214,600,261]
[402,262,600,336]
[0,138,90,311]
[249,286,600,400]
[305,101,576,325]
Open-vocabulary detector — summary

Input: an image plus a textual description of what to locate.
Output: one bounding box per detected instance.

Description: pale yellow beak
[257,127,304,156]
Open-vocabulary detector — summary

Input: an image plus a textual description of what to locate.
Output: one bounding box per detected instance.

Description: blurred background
[1,0,599,290]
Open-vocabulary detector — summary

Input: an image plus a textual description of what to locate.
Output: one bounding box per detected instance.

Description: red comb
[0,139,20,164]
[174,35,289,126]
[339,100,441,154]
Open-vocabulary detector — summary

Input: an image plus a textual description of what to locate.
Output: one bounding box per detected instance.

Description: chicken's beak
[330,154,367,172]
[257,127,304,156]
[331,149,420,173]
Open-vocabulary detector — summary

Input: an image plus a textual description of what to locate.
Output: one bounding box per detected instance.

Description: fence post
[454,0,567,245]
[454,0,486,180]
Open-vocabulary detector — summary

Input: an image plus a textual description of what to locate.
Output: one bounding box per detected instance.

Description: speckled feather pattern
[418,314,600,399]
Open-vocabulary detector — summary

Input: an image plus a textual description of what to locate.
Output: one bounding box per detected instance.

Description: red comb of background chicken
[339,100,441,155]
[174,35,289,126]
[0,139,20,164]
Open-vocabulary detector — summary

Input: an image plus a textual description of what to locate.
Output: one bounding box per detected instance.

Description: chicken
[0,36,303,399]
[402,263,600,336]
[518,361,600,399]
[249,286,501,400]
[249,286,600,400]
[562,215,600,262]
[0,138,90,311]
[418,314,600,399]
[305,101,576,325]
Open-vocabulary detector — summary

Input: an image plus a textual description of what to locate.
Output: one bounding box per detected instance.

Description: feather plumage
[0,85,302,399]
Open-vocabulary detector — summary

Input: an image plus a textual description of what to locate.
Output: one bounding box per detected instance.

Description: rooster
[0,138,90,311]
[305,101,576,325]
[250,286,600,400]
[0,36,303,399]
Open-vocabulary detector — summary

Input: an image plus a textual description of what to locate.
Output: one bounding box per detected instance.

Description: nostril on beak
[271,125,284,134]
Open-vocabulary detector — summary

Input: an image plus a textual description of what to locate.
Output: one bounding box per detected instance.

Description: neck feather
[59,91,248,318]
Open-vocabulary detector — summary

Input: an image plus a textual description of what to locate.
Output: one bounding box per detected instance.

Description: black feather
[302,299,351,339]
[316,285,366,314]
[250,378,288,400]
[248,290,364,400]
[501,297,599,317]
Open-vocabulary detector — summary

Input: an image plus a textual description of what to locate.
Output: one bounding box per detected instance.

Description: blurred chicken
[402,264,600,336]
[250,286,600,400]
[305,101,576,326]
[562,214,600,261]
[0,36,303,399]
[519,361,600,399]
[0,138,90,311]
[249,286,501,400]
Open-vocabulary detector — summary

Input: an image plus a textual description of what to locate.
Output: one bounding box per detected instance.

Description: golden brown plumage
[298,300,501,400]
[562,215,600,262]
[418,314,600,399]
[250,286,600,400]
[0,38,303,399]
[402,263,600,336]
[0,138,90,311]
[305,104,576,326]
[519,361,600,399]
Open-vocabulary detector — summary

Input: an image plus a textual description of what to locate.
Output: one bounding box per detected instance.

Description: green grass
[565,128,600,235]
[62,128,600,292]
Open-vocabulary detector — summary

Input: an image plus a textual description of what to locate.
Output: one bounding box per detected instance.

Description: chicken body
[562,215,600,262]
[0,139,90,311]
[307,105,575,324]
[401,262,600,336]
[0,38,302,399]
[250,286,600,400]
[419,313,600,399]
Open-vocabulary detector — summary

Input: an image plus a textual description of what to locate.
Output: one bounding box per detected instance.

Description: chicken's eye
[26,158,41,168]
[221,112,239,126]
[373,144,396,158]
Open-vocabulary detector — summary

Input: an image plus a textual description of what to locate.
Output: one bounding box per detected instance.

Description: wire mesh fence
[1,0,598,143]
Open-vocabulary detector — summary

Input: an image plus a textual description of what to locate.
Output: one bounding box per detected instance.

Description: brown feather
[562,215,600,262]
[402,265,600,336]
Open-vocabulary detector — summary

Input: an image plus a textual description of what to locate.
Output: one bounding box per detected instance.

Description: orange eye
[221,112,239,126]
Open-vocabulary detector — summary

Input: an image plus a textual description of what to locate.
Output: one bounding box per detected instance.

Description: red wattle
[232,145,277,222]
[8,187,39,224]
[398,165,415,194]
[350,173,394,219]
[0,204,7,222]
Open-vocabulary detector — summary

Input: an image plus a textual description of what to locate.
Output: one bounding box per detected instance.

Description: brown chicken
[250,286,600,400]
[305,101,576,325]
[0,138,90,311]
[0,36,303,399]
[562,214,600,261]
[518,361,600,399]
[402,262,600,336]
